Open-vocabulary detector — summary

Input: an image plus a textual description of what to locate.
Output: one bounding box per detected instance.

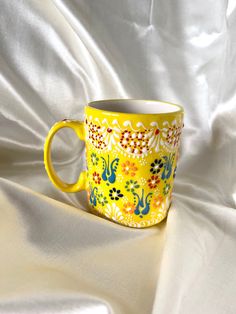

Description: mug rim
[87,98,184,116]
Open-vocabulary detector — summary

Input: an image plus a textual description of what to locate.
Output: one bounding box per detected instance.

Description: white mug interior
[88,99,182,114]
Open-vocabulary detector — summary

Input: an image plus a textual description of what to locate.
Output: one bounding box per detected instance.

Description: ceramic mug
[44,99,184,228]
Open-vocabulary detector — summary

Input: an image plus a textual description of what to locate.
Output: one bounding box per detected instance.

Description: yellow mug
[44,99,184,228]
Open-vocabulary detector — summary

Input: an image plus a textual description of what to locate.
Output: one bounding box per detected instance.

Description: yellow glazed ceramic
[44,99,184,228]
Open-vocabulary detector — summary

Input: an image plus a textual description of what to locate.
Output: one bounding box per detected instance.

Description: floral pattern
[105,203,124,222]
[121,160,138,176]
[166,125,182,147]
[161,120,183,151]
[103,126,121,150]
[125,180,140,192]
[97,193,108,206]
[150,158,164,174]
[119,130,150,155]
[122,202,135,214]
[152,195,164,209]
[148,175,160,189]
[92,171,101,184]
[109,188,124,200]
[87,121,106,149]
[85,110,183,228]
[91,152,99,166]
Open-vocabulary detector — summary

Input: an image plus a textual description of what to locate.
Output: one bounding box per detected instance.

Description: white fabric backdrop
[0,0,236,313]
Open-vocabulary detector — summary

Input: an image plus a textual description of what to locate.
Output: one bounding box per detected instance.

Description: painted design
[119,129,150,155]
[92,171,101,184]
[150,158,164,174]
[101,155,119,184]
[91,152,99,166]
[152,195,164,209]
[85,109,183,228]
[121,160,138,176]
[89,186,98,207]
[87,121,106,149]
[85,116,183,156]
[162,120,182,150]
[147,175,160,189]
[161,154,175,180]
[125,180,140,192]
[122,202,136,214]
[97,192,108,206]
[133,189,153,218]
[105,203,124,222]
[109,188,124,200]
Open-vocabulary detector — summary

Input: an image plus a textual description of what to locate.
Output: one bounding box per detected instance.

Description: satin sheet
[0,1,236,313]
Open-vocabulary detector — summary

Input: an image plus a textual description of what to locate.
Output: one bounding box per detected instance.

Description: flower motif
[150,158,164,174]
[121,130,131,141]
[120,130,150,155]
[148,127,161,152]
[120,130,132,149]
[97,193,108,206]
[166,126,182,147]
[88,122,107,149]
[152,195,164,209]
[105,203,124,222]
[161,120,183,150]
[109,188,124,200]
[121,160,138,176]
[91,152,99,166]
[148,175,160,189]
[92,171,101,184]
[125,180,140,192]
[102,126,120,150]
[163,183,171,195]
[122,202,135,214]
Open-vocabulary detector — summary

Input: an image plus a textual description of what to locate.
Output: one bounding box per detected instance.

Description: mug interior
[89,99,182,114]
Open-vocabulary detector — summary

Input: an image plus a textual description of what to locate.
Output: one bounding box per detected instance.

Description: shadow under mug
[44,99,184,228]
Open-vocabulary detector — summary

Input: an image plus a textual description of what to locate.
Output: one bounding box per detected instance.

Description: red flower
[148,175,160,189]
[92,171,101,184]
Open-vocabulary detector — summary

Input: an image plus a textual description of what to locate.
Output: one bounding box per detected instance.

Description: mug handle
[44,120,87,193]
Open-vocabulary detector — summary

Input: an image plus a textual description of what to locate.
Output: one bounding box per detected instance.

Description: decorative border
[85,116,183,158]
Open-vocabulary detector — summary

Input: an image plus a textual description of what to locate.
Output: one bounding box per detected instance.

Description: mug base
[89,202,171,229]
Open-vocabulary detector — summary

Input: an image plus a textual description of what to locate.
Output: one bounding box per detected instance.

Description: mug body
[84,99,184,228]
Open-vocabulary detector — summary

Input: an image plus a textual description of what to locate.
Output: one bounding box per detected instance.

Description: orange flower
[122,202,135,214]
[148,175,160,189]
[152,196,163,209]
[121,160,138,176]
